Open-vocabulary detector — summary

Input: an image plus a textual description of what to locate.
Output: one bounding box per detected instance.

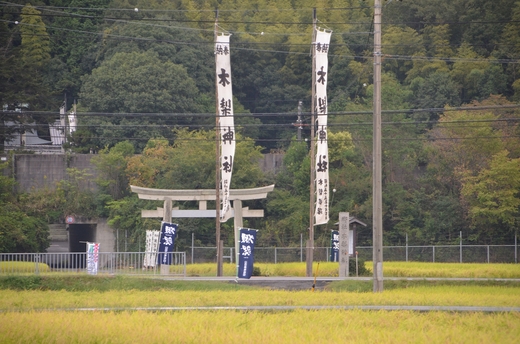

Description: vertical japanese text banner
[144,230,160,268]
[314,28,332,225]
[86,242,100,275]
[215,33,235,222]
[157,222,178,265]
[238,228,257,279]
[330,230,339,262]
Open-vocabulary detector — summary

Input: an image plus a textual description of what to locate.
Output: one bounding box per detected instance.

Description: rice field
[1,262,519,343]
[187,261,520,278]
[1,309,519,343]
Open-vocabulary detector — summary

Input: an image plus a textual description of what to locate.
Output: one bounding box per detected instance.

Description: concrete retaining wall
[9,154,99,193]
[6,153,283,193]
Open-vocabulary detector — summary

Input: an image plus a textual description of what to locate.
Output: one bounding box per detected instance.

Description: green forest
[1,0,520,253]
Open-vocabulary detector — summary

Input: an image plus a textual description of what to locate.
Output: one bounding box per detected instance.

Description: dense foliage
[1,0,519,252]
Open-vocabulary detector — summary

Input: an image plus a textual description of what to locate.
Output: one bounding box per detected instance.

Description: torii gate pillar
[233,199,243,266]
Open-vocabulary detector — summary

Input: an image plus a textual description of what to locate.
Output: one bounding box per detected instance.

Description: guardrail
[0,252,186,276]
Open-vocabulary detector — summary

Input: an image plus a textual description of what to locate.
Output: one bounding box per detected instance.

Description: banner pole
[306,7,317,278]
[214,8,223,277]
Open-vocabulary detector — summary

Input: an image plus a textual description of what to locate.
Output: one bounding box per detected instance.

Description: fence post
[356,251,359,277]
[274,247,277,264]
[487,245,490,263]
[300,234,303,262]
[406,233,408,262]
[433,246,435,263]
[460,231,462,263]
[191,232,194,264]
[35,254,40,275]
[515,233,518,264]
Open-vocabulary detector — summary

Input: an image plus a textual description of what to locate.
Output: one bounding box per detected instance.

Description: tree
[409,72,461,121]
[48,0,110,99]
[0,164,49,253]
[16,4,56,110]
[79,51,202,151]
[91,141,135,200]
[461,150,520,243]
[382,25,424,81]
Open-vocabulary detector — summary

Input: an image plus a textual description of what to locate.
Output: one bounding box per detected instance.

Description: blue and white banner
[238,228,257,279]
[330,230,339,262]
[314,28,332,225]
[86,242,99,275]
[215,33,235,222]
[157,222,178,265]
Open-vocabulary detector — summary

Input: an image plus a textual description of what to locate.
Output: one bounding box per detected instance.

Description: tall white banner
[215,33,235,222]
[143,230,160,268]
[314,28,332,225]
[86,242,100,275]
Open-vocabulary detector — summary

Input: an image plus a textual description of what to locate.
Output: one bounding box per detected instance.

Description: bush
[252,266,262,276]
[350,258,370,276]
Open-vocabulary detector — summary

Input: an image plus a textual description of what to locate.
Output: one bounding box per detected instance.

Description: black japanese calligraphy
[317,66,326,84]
[218,68,230,87]
[317,154,328,172]
[222,127,234,144]
[220,98,232,116]
[316,43,329,53]
[318,96,327,114]
[215,44,230,55]
[222,155,233,173]
[318,126,327,143]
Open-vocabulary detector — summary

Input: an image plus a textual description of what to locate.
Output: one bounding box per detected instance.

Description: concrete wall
[10,154,99,193]
[7,153,284,193]
[259,153,284,175]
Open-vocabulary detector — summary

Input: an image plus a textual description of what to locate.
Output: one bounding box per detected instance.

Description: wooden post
[306,7,317,278]
[373,0,383,292]
[214,9,223,277]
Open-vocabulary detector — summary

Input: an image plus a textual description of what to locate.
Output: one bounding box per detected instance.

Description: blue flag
[330,230,339,262]
[238,228,257,279]
[157,222,178,265]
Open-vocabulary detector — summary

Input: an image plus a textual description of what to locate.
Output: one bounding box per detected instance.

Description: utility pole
[373,0,384,292]
[306,8,317,278]
[214,8,223,277]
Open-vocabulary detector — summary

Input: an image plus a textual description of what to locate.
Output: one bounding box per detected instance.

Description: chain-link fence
[189,244,518,264]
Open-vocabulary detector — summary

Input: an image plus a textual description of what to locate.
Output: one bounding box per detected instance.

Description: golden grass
[382,262,520,278]
[1,261,519,344]
[0,261,50,273]
[185,261,520,278]
[0,310,518,343]
[1,283,519,310]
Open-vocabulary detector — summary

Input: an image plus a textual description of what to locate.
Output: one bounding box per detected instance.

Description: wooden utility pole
[214,8,223,277]
[373,0,383,292]
[306,8,317,278]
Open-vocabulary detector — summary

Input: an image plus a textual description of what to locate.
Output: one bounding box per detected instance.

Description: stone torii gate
[130,184,275,270]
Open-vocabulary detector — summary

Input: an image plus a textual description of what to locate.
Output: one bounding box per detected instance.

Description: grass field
[189,261,520,278]
[1,262,519,343]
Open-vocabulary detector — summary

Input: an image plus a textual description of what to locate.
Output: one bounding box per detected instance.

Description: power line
[8,103,520,118]
[10,116,520,131]
[4,20,517,64]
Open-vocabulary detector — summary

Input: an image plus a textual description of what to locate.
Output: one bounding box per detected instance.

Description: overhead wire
[8,103,520,117]
[3,18,517,64]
